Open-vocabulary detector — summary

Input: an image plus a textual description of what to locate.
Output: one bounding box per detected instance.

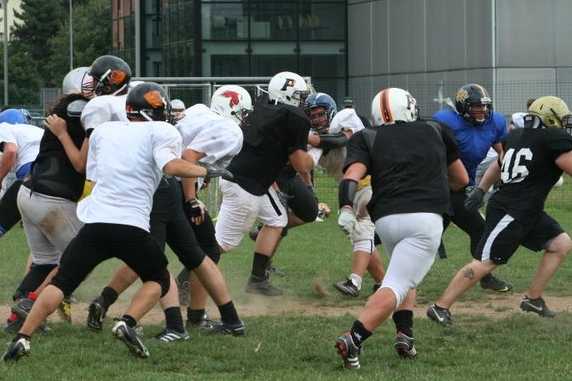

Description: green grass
[0,175,572,379]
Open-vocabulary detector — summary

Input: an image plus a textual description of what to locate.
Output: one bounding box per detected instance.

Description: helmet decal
[143,90,165,108]
[281,78,296,91]
[222,90,241,108]
[380,89,393,124]
[109,70,128,85]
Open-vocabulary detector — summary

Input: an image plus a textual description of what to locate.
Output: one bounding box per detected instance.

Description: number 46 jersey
[491,127,572,223]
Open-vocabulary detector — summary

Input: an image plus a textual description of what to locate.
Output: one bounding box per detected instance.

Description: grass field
[0,176,572,380]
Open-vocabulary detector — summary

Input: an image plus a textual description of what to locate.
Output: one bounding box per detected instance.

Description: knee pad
[350,218,375,243]
[352,239,374,254]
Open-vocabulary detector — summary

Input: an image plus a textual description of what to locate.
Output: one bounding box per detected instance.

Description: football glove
[464,186,485,212]
[337,206,357,236]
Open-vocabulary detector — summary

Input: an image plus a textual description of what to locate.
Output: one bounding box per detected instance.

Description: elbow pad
[318,133,348,150]
[339,178,358,209]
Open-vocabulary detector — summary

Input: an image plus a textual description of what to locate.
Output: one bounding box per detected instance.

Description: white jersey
[0,123,43,173]
[176,104,243,168]
[77,120,182,231]
[80,94,128,132]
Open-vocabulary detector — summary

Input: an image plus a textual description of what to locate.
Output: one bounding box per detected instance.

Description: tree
[11,0,65,87]
[46,0,112,87]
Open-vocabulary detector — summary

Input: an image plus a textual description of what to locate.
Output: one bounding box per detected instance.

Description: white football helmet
[371,88,418,126]
[210,85,253,124]
[268,71,309,107]
[171,99,186,112]
[62,67,90,95]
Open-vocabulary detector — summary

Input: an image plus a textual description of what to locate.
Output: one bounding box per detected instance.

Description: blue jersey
[433,108,507,185]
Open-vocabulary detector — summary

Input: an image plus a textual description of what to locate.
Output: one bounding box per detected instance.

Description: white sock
[350,273,363,290]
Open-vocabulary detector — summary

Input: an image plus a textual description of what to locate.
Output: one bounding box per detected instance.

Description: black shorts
[0,180,22,233]
[476,204,564,265]
[52,223,169,296]
[151,177,206,270]
[276,173,319,223]
[176,181,220,258]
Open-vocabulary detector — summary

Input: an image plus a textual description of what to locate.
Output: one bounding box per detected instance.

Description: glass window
[202,2,248,40]
[300,2,346,41]
[211,55,250,76]
[249,1,298,41]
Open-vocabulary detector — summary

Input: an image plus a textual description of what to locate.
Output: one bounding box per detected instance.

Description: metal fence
[24,78,572,230]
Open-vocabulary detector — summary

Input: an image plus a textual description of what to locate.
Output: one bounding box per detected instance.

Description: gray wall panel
[349,76,375,116]
[496,0,554,66]
[426,0,466,71]
[554,0,572,65]
[348,3,372,76]
[466,0,492,68]
[372,0,389,75]
[388,0,426,73]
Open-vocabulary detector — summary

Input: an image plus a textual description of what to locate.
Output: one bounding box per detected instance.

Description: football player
[432,83,512,292]
[1,82,230,362]
[214,72,314,296]
[326,106,385,297]
[335,88,468,369]
[428,96,572,325]
[88,85,248,339]
[6,95,89,332]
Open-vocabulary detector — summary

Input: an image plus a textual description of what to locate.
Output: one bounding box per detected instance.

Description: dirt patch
[2,294,571,327]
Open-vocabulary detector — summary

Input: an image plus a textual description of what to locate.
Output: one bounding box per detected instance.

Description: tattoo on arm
[462,267,475,280]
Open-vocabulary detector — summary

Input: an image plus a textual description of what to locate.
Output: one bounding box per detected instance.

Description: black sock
[252,253,271,278]
[350,320,372,347]
[188,308,206,323]
[121,314,137,328]
[14,333,31,342]
[218,301,240,325]
[164,307,185,332]
[101,287,118,309]
[392,310,413,337]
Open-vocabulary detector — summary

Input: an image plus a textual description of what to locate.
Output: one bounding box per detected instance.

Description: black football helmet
[454,83,492,124]
[84,55,131,97]
[126,82,171,122]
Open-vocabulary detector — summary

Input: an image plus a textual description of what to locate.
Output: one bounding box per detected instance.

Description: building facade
[348,0,572,117]
[113,0,572,117]
[113,0,347,102]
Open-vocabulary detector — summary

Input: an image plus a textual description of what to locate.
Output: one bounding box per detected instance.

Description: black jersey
[226,94,310,196]
[490,127,572,224]
[26,94,88,202]
[344,120,460,221]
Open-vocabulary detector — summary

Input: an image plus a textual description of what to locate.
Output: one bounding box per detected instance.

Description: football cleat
[480,274,513,293]
[2,337,31,362]
[335,332,361,369]
[426,304,453,326]
[334,279,360,297]
[112,320,150,358]
[87,296,107,331]
[186,312,217,331]
[207,320,246,337]
[246,275,283,296]
[155,328,190,343]
[520,296,556,318]
[57,297,72,323]
[394,332,417,359]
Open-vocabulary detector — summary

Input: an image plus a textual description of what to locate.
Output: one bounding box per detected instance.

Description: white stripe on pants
[375,212,443,308]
